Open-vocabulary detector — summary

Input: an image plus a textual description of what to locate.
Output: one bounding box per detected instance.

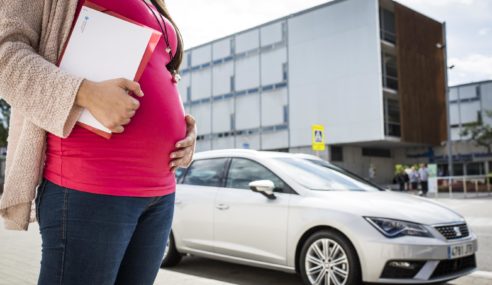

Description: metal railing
[434,175,492,198]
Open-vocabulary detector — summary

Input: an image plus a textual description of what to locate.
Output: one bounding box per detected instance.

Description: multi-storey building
[177,0,447,184]
[433,80,492,176]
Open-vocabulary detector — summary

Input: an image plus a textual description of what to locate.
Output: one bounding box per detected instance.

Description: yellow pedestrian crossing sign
[312,125,325,151]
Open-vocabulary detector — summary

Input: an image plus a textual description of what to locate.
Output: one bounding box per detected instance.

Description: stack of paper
[58,3,161,139]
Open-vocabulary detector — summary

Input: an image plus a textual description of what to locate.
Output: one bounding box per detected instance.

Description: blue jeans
[35,177,175,285]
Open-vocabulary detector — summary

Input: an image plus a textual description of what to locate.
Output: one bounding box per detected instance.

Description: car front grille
[430,254,476,279]
[434,223,469,240]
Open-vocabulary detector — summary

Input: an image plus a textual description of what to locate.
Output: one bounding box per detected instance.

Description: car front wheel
[299,230,361,285]
[161,232,182,267]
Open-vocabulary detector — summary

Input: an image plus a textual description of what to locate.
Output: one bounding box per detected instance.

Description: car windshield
[272,157,384,192]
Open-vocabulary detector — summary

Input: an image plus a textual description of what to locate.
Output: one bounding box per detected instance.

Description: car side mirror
[249,180,276,200]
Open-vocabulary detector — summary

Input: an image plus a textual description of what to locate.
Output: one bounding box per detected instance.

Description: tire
[161,232,182,267]
[299,230,361,285]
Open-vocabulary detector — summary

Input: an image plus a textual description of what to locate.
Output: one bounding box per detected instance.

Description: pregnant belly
[50,69,187,180]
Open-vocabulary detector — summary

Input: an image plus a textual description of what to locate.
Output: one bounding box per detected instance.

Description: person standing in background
[419,163,429,196]
[404,165,412,191]
[393,166,407,192]
[409,166,420,191]
[368,163,376,182]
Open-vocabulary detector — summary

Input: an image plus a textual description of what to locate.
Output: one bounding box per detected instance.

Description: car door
[214,157,292,265]
[172,158,229,253]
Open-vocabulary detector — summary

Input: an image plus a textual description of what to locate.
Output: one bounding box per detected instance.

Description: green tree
[460,110,492,153]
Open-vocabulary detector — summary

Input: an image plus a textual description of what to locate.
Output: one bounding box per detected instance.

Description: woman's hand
[76,78,144,133]
[169,115,197,173]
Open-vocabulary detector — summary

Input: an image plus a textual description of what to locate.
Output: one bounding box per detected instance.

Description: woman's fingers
[120,117,131,126]
[169,156,190,169]
[119,78,144,97]
[170,165,177,174]
[170,149,187,159]
[111,125,124,133]
[175,135,194,148]
[169,147,193,167]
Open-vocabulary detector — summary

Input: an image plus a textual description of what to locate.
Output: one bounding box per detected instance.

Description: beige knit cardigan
[0,0,83,231]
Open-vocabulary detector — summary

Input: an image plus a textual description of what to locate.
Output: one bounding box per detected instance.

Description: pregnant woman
[0,0,196,284]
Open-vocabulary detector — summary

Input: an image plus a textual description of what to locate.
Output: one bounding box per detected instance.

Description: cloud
[449,54,492,85]
[478,28,490,36]
[167,0,328,48]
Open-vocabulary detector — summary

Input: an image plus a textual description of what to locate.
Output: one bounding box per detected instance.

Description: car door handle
[216,204,229,210]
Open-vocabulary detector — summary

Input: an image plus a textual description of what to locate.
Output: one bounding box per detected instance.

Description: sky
[166,0,492,86]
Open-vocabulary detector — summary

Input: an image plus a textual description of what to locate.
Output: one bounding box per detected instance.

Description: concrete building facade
[176,0,447,184]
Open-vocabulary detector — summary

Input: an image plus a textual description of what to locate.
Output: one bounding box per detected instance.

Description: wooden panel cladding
[394,3,447,146]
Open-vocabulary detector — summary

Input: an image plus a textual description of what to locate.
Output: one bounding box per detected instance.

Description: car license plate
[448,242,474,259]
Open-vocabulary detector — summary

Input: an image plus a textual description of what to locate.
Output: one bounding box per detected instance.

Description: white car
[162,149,478,285]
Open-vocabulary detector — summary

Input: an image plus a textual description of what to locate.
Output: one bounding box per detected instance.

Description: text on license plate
[448,242,474,259]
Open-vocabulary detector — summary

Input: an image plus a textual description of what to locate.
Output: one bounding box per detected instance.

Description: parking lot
[1,196,491,285]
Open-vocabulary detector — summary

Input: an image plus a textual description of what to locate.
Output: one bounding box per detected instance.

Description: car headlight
[364,217,433,238]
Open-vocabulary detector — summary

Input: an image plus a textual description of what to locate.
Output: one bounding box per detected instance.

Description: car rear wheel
[161,232,182,267]
[299,230,361,285]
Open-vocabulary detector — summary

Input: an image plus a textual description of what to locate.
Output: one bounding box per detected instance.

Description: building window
[362,147,391,158]
[382,52,398,90]
[230,75,235,91]
[186,86,191,102]
[283,105,289,123]
[384,98,401,137]
[438,163,465,176]
[476,85,482,98]
[330,146,343,162]
[282,62,288,81]
[187,52,192,67]
[467,162,485,175]
[379,8,396,44]
[230,113,235,130]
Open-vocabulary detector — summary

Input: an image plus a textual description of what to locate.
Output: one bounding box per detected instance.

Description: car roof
[192,149,323,161]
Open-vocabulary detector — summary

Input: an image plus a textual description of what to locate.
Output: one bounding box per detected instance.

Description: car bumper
[360,233,478,283]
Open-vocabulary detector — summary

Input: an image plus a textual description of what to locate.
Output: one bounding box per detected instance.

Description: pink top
[43,0,187,197]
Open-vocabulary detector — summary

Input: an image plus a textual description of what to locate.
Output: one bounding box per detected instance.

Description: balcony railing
[380,29,396,44]
[383,75,398,91]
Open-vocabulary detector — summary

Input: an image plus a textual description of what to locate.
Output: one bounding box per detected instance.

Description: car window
[226,158,288,193]
[182,158,228,187]
[174,167,186,183]
[272,157,383,191]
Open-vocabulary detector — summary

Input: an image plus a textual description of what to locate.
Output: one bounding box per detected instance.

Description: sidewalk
[388,188,492,199]
[1,220,491,285]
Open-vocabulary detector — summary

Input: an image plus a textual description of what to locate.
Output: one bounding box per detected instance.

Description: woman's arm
[0,1,85,138]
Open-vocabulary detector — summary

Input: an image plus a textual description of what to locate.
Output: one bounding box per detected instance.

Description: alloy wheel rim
[305,238,349,285]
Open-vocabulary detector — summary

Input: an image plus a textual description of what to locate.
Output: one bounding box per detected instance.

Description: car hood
[307,190,465,225]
